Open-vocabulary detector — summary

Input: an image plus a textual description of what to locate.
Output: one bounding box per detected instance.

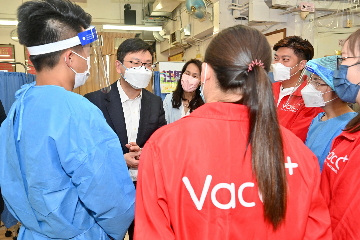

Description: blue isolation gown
[0,82,135,240]
[305,111,357,172]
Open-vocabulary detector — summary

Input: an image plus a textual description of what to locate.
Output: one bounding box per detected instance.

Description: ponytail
[204,24,288,229]
[245,65,287,229]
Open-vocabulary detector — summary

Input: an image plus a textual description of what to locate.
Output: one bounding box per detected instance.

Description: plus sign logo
[285,156,298,175]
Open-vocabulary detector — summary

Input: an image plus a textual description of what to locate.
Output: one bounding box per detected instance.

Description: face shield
[300,59,337,107]
[27,26,111,93]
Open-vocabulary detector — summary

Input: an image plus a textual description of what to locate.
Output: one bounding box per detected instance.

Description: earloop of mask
[289,62,302,78]
[322,89,338,104]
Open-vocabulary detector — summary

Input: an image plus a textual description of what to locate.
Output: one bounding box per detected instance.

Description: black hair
[205,25,287,230]
[17,0,92,71]
[116,38,154,63]
[172,59,204,112]
[273,36,314,61]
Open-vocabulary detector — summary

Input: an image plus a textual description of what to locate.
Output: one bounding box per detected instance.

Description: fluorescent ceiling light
[103,25,162,31]
[0,20,18,26]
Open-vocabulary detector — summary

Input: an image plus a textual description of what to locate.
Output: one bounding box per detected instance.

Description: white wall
[1,0,359,70]
[218,1,360,60]
[156,2,216,62]
[0,0,144,24]
[314,28,353,58]
[0,0,20,20]
[0,0,145,72]
[76,0,144,25]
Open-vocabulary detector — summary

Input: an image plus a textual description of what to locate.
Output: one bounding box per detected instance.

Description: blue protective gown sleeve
[0,83,135,240]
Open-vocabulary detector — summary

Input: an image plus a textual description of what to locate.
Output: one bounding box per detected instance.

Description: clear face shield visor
[27,26,111,93]
[300,66,336,107]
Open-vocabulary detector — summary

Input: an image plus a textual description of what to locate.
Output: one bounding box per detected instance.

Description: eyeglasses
[310,80,328,89]
[337,56,360,70]
[124,60,153,69]
[309,74,328,88]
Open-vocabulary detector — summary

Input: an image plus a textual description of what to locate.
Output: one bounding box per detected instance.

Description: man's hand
[126,142,141,153]
[124,151,141,168]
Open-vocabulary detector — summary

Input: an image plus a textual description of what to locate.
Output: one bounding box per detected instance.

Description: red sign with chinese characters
[0,46,15,72]
[26,49,36,75]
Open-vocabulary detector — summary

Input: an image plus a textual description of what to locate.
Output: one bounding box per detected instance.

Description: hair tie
[247,59,265,72]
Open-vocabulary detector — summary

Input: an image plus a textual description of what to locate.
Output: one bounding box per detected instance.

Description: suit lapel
[106,81,128,150]
[137,90,151,147]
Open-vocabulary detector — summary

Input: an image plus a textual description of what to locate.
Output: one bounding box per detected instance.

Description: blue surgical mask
[200,86,205,103]
[333,64,360,103]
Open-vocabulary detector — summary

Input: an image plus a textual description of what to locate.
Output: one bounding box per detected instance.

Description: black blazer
[84,81,167,154]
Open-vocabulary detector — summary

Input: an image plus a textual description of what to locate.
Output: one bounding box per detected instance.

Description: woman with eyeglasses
[320,28,360,239]
[163,59,204,123]
[301,56,356,172]
[134,25,331,240]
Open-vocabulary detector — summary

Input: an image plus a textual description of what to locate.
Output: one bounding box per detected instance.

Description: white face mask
[121,63,152,90]
[66,51,91,89]
[272,62,300,82]
[301,83,336,107]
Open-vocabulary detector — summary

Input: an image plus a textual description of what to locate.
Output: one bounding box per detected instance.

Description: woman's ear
[201,62,213,84]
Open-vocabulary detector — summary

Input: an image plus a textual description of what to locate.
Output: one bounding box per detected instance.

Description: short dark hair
[17,0,92,72]
[273,36,314,61]
[116,38,154,63]
[172,59,204,112]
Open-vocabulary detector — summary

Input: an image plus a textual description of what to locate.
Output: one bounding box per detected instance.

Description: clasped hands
[124,142,142,169]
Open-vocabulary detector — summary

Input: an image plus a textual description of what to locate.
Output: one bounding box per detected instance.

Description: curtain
[154,71,168,100]
[0,72,36,115]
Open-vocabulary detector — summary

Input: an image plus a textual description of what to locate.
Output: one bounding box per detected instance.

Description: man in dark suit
[85,38,166,240]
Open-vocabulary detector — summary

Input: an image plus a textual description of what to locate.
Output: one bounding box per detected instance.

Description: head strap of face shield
[305,65,314,73]
[27,26,97,56]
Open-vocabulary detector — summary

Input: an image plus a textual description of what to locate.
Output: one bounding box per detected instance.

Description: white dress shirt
[163,93,190,124]
[181,104,190,118]
[277,85,295,107]
[117,80,142,181]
